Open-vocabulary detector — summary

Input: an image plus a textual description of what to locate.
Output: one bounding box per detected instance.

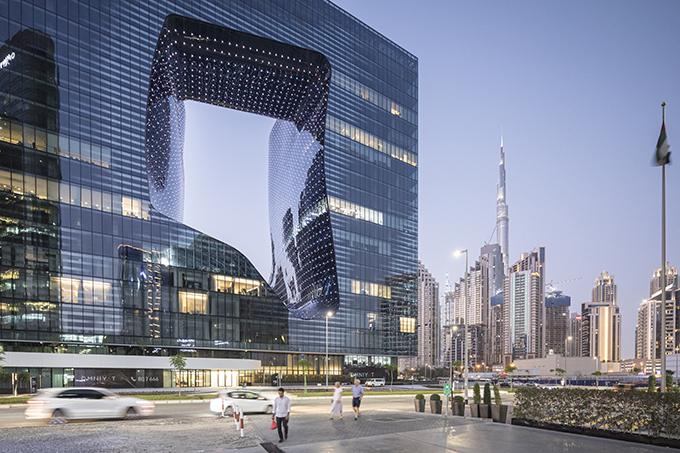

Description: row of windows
[332,229,391,256]
[326,116,417,167]
[328,196,383,226]
[349,279,391,299]
[0,117,112,167]
[332,72,417,126]
[0,168,149,219]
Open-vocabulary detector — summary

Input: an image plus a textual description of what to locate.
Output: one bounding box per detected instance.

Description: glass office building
[0,0,417,389]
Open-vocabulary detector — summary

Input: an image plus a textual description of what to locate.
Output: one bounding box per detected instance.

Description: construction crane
[545,277,583,293]
[484,224,498,246]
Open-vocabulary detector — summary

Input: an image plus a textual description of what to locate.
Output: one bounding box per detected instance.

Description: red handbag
[270,420,277,430]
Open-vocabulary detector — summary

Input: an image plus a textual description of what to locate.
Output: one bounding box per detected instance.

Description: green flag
[654,121,670,166]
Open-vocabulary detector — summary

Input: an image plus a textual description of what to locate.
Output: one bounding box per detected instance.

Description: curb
[293,393,437,400]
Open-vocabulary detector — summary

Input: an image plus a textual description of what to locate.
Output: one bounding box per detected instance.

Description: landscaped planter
[430,400,442,414]
[479,403,491,418]
[491,404,508,423]
[452,402,465,416]
[414,399,425,412]
[469,403,480,418]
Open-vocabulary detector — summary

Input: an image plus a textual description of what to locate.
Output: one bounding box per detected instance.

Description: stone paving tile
[249,411,672,453]
[277,431,456,453]
[0,416,263,453]
[400,423,670,453]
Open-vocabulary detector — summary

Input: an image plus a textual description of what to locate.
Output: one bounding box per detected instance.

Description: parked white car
[210,390,274,415]
[365,378,386,387]
[25,387,155,424]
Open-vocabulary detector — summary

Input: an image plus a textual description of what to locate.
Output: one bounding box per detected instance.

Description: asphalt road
[0,390,516,428]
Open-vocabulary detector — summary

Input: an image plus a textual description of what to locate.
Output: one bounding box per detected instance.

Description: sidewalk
[219,410,670,453]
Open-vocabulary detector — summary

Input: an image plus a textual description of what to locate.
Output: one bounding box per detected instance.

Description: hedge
[514,387,680,439]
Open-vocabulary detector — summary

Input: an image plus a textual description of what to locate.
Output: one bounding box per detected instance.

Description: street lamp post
[457,249,469,404]
[449,325,458,393]
[326,311,333,390]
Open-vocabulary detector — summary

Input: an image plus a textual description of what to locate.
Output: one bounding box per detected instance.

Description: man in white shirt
[272,387,290,443]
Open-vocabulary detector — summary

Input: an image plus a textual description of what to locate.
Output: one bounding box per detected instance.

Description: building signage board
[0,52,15,70]
[75,369,163,388]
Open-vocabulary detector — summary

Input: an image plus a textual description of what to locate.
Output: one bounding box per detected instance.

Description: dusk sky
[184,0,680,359]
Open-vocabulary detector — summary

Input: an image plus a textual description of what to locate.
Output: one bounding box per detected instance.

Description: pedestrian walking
[330,381,343,419]
[272,387,290,443]
[352,379,364,420]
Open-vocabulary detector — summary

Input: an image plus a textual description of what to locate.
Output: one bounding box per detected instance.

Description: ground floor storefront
[0,351,397,393]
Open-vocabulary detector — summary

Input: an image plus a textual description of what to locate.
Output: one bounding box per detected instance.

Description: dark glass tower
[0,0,418,384]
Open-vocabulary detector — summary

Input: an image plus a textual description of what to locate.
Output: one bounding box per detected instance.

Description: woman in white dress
[330,381,343,419]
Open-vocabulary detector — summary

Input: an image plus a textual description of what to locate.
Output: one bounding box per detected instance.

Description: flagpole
[661,102,667,393]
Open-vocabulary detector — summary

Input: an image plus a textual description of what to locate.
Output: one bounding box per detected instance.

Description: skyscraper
[544,290,571,355]
[592,271,617,305]
[489,292,505,364]
[450,254,493,367]
[636,298,663,360]
[567,313,582,358]
[481,243,504,298]
[480,244,503,363]
[502,247,545,362]
[650,263,679,295]
[417,261,440,368]
[636,264,679,360]
[496,135,509,273]
[441,277,457,367]
[0,0,418,389]
[582,271,621,362]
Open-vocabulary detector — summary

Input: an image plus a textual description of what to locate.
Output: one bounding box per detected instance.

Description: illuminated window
[390,102,402,118]
[367,313,376,330]
[400,317,416,333]
[81,280,112,305]
[51,277,80,304]
[0,269,18,293]
[212,275,262,295]
[0,116,110,167]
[0,167,146,218]
[332,73,415,124]
[179,291,208,314]
[350,279,391,299]
[122,197,150,220]
[328,197,384,226]
[326,116,417,166]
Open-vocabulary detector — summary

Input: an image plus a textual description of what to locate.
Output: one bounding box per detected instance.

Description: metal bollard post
[239,408,244,438]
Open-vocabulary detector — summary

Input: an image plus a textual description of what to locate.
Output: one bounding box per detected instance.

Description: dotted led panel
[145,15,338,319]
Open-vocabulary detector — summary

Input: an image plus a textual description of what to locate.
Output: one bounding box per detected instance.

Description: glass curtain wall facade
[0,0,418,384]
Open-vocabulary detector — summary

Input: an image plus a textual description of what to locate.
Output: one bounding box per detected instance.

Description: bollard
[234,405,239,428]
[239,408,244,438]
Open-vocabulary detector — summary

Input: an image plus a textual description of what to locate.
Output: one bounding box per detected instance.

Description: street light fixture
[565,336,573,357]
[456,249,469,404]
[326,311,333,390]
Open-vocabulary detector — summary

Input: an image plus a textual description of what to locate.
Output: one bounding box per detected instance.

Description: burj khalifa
[496,135,509,273]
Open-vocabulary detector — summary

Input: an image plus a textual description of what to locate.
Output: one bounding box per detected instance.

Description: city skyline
[184,0,680,360]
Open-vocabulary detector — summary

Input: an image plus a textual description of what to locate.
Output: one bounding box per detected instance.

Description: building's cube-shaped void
[145,15,337,319]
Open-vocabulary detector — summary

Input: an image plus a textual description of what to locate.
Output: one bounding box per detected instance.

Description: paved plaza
[227,410,670,453]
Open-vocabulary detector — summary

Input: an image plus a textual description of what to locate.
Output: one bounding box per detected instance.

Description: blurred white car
[210,390,274,415]
[365,378,385,387]
[25,387,155,424]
